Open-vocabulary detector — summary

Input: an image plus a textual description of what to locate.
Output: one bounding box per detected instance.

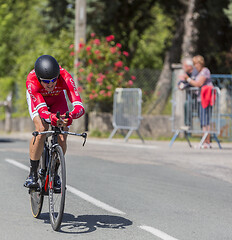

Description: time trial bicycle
[28,111,87,231]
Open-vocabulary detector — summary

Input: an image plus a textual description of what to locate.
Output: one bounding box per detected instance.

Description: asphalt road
[1,135,232,240]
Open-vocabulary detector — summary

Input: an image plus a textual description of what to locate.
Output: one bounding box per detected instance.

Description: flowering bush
[71,34,136,112]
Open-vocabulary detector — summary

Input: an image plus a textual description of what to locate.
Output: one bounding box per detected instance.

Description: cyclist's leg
[30,116,49,160]
[58,127,68,154]
[25,91,49,188]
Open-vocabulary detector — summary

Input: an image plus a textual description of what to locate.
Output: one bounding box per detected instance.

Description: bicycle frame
[29,111,87,230]
[32,126,87,195]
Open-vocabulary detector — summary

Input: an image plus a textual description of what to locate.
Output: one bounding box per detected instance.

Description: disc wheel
[30,167,44,218]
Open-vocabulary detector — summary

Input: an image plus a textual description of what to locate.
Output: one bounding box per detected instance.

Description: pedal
[38,169,46,178]
[28,186,40,194]
[54,188,61,194]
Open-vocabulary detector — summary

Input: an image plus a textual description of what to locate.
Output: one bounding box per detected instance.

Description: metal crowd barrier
[211,74,232,140]
[170,86,221,148]
[109,88,144,142]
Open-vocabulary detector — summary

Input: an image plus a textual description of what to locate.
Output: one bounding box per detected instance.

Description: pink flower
[128,80,133,86]
[131,75,136,80]
[87,72,93,83]
[79,68,84,72]
[79,43,85,49]
[96,78,103,83]
[77,86,83,93]
[94,93,98,98]
[110,47,117,54]
[118,72,124,76]
[92,90,96,94]
[70,52,74,56]
[93,39,101,45]
[94,50,100,55]
[123,51,129,57]
[91,33,96,37]
[114,61,123,68]
[98,73,106,79]
[89,94,94,100]
[107,91,112,97]
[86,46,92,51]
[106,35,115,42]
[106,85,112,90]
[124,66,129,71]
[69,44,74,49]
[75,62,81,67]
[116,43,122,48]
[100,90,105,95]
[88,59,93,64]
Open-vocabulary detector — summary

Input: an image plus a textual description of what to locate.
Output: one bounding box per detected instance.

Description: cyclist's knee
[33,116,49,132]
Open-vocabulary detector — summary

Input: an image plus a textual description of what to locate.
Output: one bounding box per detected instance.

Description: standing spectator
[178,58,198,127]
[184,55,213,148]
[178,58,198,90]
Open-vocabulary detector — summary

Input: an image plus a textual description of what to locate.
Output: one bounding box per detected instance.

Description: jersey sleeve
[26,81,51,123]
[62,69,85,119]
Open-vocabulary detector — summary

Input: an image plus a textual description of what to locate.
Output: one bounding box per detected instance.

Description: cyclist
[24,55,85,189]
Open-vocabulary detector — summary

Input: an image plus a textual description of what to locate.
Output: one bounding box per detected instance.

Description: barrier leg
[169,130,180,148]
[108,128,118,139]
[125,129,134,142]
[184,131,192,148]
[199,132,208,148]
[136,130,144,143]
[212,133,222,149]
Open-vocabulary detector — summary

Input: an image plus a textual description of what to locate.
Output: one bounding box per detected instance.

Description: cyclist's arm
[62,70,85,119]
[26,82,51,123]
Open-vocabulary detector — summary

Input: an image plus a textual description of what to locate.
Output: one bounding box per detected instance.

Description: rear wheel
[30,167,44,218]
[48,145,66,231]
[30,144,48,218]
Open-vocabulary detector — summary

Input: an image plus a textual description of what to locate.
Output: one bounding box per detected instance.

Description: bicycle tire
[30,157,45,218]
[48,145,66,231]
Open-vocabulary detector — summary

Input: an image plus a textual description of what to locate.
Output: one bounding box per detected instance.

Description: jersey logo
[28,84,37,102]
[69,78,79,96]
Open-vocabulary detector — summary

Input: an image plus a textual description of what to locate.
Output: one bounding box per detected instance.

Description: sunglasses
[40,77,58,84]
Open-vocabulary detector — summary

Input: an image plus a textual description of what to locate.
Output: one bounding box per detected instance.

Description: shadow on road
[0,138,26,143]
[39,213,133,234]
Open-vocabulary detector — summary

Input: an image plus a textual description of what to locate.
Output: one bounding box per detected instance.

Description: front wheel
[48,145,66,231]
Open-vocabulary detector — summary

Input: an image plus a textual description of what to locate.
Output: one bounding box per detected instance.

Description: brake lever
[82,132,87,147]
[32,131,39,145]
[65,111,69,118]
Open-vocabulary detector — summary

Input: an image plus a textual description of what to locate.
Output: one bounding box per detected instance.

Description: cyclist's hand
[61,114,73,127]
[50,113,64,127]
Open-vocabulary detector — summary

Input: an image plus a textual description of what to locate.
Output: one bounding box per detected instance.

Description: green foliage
[224,2,232,24]
[0,77,14,100]
[197,0,232,73]
[0,0,74,116]
[130,4,174,70]
[76,34,136,112]
[86,0,160,61]
[39,0,75,35]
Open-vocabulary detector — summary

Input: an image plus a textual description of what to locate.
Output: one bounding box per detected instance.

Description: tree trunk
[146,0,198,114]
[181,0,199,58]
[146,18,185,114]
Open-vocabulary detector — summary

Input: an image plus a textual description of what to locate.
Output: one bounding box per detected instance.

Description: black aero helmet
[35,55,60,80]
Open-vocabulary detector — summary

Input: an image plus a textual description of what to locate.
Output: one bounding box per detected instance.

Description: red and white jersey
[26,66,85,122]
